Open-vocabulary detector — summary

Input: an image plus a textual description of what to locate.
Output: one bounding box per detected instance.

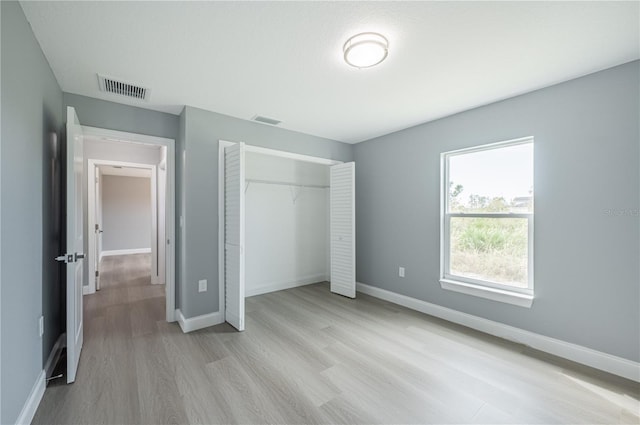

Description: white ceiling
[21,1,639,143]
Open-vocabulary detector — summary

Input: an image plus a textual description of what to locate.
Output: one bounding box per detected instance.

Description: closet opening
[245,151,331,297]
[218,142,355,332]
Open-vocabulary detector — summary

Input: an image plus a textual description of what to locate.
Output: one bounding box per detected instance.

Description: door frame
[82,126,177,322]
[217,140,342,320]
[86,159,158,294]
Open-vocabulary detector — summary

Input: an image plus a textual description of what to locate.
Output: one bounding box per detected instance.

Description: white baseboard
[176,309,224,333]
[15,369,45,425]
[245,274,328,297]
[356,282,640,382]
[44,334,65,379]
[82,285,95,295]
[100,248,151,257]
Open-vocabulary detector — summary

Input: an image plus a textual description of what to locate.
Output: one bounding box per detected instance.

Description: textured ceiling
[21,1,639,143]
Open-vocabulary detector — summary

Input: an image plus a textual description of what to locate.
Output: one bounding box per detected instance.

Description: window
[440,138,534,307]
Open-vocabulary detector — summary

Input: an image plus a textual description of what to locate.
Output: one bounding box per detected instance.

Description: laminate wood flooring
[33,254,639,424]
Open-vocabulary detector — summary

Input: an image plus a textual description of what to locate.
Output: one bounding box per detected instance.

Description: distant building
[510,196,533,213]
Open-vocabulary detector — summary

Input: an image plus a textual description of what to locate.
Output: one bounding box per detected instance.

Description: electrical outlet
[198,279,207,292]
[39,316,44,337]
[399,267,405,278]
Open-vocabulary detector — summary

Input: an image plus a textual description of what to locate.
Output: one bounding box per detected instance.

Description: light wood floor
[33,254,639,424]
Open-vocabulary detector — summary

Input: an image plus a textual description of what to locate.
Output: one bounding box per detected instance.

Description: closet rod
[245,178,328,189]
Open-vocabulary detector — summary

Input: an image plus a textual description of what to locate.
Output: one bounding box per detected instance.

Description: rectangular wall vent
[97,74,149,101]
[252,115,281,126]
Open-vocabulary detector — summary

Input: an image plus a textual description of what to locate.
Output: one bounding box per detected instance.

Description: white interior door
[330,162,356,298]
[158,161,167,285]
[66,106,85,383]
[150,168,158,284]
[224,142,245,331]
[94,167,103,291]
[94,166,102,290]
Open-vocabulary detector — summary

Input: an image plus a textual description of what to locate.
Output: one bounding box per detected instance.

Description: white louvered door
[330,162,356,298]
[224,142,245,331]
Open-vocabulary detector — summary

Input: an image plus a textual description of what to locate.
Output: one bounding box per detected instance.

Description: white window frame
[440,137,534,308]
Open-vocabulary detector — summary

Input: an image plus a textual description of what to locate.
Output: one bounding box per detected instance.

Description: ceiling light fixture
[343,32,389,69]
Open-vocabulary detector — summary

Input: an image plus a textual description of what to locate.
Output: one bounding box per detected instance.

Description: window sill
[440,279,534,308]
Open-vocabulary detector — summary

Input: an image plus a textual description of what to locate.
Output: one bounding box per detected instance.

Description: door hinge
[95,270,99,277]
[95,224,99,231]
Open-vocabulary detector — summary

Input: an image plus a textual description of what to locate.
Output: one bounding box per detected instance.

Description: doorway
[81,128,176,323]
[86,160,165,294]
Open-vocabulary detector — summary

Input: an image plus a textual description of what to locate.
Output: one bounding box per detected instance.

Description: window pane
[448,143,533,213]
[449,217,528,287]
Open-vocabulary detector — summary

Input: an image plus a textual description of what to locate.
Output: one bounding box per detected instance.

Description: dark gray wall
[180,106,353,318]
[101,176,152,251]
[1,2,64,423]
[354,61,640,362]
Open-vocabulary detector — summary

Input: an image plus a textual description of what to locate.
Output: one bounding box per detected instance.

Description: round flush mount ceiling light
[343,32,389,69]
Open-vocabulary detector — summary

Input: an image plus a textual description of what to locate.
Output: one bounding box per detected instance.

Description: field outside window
[442,139,534,296]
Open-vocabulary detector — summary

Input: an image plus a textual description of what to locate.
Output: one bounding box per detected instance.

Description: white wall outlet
[39,316,44,337]
[198,279,207,292]
[399,267,405,278]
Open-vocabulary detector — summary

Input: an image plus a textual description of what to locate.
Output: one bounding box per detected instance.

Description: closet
[221,142,355,331]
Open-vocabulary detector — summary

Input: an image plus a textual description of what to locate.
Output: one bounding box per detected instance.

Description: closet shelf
[245,178,329,189]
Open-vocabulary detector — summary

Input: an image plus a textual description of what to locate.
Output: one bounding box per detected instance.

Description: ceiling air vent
[97,74,149,101]
[252,115,281,126]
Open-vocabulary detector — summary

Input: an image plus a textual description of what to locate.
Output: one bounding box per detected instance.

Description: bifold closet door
[224,142,245,331]
[330,162,356,298]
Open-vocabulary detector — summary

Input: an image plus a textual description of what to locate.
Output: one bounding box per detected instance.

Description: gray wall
[354,60,640,362]
[101,176,152,251]
[179,106,353,318]
[64,93,179,141]
[0,2,64,423]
